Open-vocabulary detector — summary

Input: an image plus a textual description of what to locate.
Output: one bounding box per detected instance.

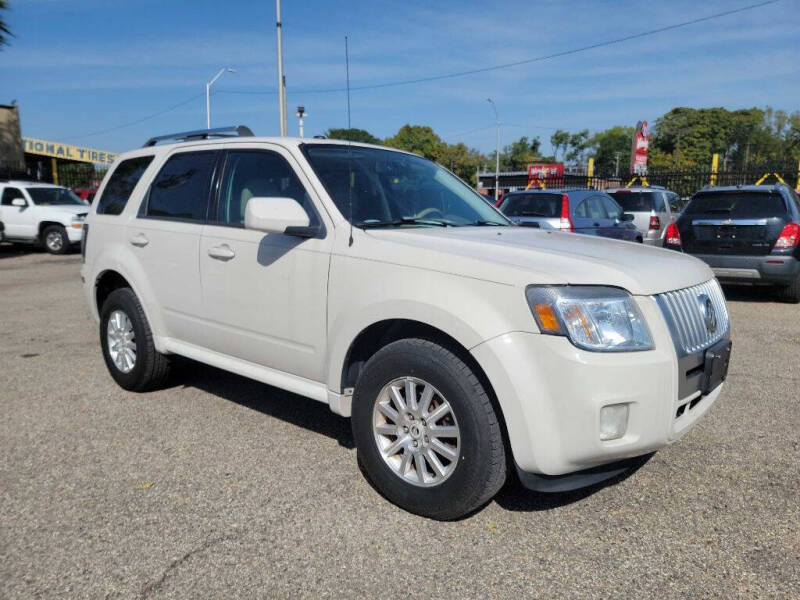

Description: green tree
[565,129,590,162]
[0,0,11,48]
[324,127,381,144]
[383,124,445,160]
[586,126,634,176]
[550,129,570,162]
[437,142,486,185]
[488,136,544,171]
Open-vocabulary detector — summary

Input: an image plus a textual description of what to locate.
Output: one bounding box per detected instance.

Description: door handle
[130,233,149,247]
[593,222,600,227]
[208,244,236,261]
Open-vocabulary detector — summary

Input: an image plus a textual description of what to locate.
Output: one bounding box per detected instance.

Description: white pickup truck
[0,181,88,254]
[81,127,731,520]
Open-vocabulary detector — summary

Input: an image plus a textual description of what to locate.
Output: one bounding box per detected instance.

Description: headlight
[526,285,653,352]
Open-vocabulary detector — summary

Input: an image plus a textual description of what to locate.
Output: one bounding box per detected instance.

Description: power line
[67,93,204,140]
[66,0,778,139]
[218,0,778,96]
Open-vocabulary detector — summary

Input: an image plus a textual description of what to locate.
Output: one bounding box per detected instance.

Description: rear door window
[575,195,608,220]
[600,196,623,220]
[609,191,653,212]
[499,193,561,218]
[144,151,218,222]
[684,192,788,219]
[96,155,154,215]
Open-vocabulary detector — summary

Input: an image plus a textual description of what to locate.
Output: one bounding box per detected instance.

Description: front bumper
[470,295,725,477]
[692,252,799,284]
[67,225,84,244]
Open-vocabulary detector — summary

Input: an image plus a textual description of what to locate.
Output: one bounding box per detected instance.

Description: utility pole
[487,98,500,203]
[614,151,622,178]
[276,0,288,136]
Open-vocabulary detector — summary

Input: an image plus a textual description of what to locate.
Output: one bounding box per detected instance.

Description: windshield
[684,192,787,218]
[27,187,87,206]
[499,193,561,217]
[609,191,654,212]
[303,144,509,228]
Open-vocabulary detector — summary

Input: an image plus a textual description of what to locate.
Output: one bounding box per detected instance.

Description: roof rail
[143,125,254,147]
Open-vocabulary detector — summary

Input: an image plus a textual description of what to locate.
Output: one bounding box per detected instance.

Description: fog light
[599,403,629,441]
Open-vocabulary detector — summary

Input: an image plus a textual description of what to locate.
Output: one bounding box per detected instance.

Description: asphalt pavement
[1,245,798,599]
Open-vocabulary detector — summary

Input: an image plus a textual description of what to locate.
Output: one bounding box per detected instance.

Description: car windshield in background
[609,191,653,212]
[684,192,787,218]
[303,144,509,228]
[499,193,561,218]
[28,187,86,206]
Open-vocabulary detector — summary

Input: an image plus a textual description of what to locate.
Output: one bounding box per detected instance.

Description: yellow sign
[23,137,118,165]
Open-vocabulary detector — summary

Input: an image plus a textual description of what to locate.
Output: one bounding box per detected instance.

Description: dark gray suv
[665,184,800,302]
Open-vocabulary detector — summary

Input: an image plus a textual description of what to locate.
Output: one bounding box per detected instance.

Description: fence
[0,161,108,190]
[478,161,800,199]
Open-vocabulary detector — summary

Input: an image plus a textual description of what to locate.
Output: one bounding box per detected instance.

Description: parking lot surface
[1,246,798,599]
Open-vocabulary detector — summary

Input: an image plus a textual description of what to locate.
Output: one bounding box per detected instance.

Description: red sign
[527,163,564,180]
[631,120,649,175]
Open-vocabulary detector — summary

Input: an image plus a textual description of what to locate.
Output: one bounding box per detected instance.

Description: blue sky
[1,0,798,156]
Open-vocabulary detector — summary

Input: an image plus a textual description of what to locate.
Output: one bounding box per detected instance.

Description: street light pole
[276,0,288,136]
[206,67,236,129]
[487,98,500,203]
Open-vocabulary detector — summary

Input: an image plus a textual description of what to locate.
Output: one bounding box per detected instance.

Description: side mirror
[11,198,27,207]
[621,213,635,222]
[244,197,311,235]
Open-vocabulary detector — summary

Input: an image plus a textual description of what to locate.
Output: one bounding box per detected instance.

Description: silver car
[605,186,684,246]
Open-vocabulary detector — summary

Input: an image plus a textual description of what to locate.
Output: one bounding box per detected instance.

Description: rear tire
[100,288,171,391]
[42,225,69,255]
[351,338,506,520]
[776,275,800,304]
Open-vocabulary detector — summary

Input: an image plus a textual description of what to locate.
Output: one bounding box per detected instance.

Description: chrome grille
[655,279,729,356]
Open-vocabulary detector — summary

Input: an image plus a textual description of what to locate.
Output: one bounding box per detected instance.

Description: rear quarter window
[684,192,788,218]
[96,156,154,216]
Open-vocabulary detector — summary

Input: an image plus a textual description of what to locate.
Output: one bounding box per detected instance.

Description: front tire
[351,338,506,520]
[100,288,171,391]
[42,225,69,254]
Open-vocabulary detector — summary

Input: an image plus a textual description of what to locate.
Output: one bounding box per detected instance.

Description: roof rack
[143,125,254,147]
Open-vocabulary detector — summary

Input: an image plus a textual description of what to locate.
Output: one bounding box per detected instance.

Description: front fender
[325,254,534,392]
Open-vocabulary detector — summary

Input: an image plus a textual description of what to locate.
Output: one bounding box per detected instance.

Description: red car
[73,188,97,203]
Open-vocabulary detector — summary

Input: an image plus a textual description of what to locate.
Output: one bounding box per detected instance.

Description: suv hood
[37,204,89,217]
[364,227,713,295]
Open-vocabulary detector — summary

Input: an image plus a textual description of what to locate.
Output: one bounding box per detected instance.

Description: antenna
[346,35,354,247]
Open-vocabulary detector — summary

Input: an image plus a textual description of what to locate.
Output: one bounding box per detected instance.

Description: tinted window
[575,196,607,219]
[96,156,153,215]
[28,187,85,206]
[499,193,561,218]
[601,196,623,220]
[684,192,788,218]
[216,150,317,227]
[1,187,25,206]
[667,192,682,212]
[609,191,654,212]
[304,145,507,227]
[145,151,217,221]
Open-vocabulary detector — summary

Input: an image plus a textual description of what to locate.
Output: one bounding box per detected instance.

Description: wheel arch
[337,318,512,459]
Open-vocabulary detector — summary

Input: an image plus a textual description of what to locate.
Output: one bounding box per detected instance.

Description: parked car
[604,186,683,246]
[0,181,88,254]
[498,189,643,243]
[73,188,98,204]
[82,127,731,520]
[664,183,800,302]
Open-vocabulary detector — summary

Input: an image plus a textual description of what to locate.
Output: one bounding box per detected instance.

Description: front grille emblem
[698,294,717,334]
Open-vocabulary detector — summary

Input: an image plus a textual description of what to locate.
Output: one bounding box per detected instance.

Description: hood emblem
[697,294,717,334]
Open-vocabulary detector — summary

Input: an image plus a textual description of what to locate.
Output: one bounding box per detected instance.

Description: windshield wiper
[470,219,507,226]
[357,217,452,229]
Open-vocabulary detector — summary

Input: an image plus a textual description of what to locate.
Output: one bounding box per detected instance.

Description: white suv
[0,181,89,253]
[81,127,732,519]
